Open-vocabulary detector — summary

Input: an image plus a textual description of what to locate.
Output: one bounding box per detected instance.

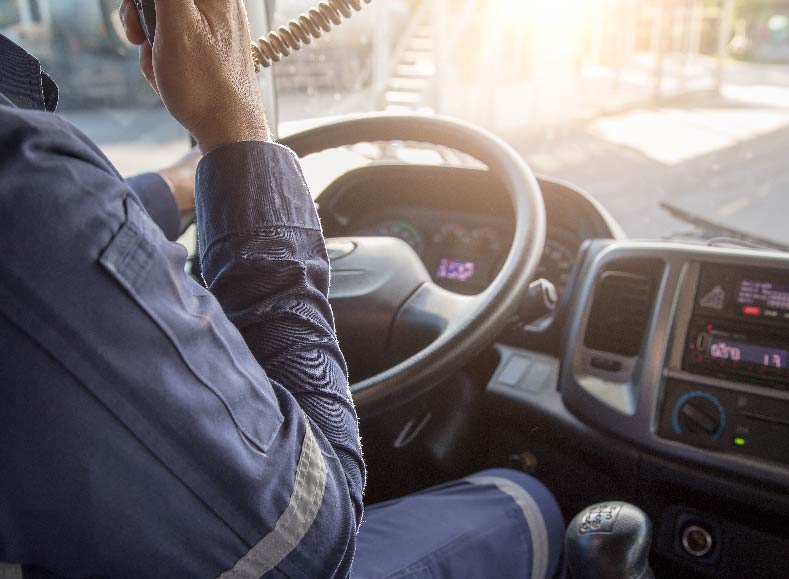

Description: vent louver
[584,271,654,357]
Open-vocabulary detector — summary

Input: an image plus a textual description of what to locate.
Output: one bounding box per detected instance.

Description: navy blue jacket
[0,34,364,578]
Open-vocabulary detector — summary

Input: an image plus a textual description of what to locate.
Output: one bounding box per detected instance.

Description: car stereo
[657,263,789,468]
[683,264,789,390]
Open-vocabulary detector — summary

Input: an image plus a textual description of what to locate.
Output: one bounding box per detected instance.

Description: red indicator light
[707,324,714,331]
[742,306,762,316]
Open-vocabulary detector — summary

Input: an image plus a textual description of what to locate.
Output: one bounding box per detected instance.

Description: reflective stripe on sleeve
[218,419,327,579]
[0,563,23,579]
[464,475,550,579]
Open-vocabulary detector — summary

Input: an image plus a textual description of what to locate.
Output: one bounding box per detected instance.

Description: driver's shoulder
[0,100,111,172]
[0,103,127,265]
[1,99,72,143]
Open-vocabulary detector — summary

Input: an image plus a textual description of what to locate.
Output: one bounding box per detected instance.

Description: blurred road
[508,64,789,246]
[513,100,789,245]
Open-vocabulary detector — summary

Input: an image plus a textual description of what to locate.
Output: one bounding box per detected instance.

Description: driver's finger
[119,0,147,46]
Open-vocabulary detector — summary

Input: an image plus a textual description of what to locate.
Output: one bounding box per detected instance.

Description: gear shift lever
[565,502,655,579]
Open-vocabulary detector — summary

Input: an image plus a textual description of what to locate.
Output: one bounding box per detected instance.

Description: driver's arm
[117,0,367,536]
[196,140,365,520]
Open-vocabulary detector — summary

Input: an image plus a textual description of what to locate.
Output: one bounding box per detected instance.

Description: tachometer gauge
[433,223,470,247]
[358,220,424,256]
[536,239,576,296]
[472,227,503,253]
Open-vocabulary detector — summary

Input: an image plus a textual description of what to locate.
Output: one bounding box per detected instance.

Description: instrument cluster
[354,214,578,296]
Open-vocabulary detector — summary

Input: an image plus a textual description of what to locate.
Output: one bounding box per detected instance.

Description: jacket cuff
[196,141,319,252]
[126,172,181,242]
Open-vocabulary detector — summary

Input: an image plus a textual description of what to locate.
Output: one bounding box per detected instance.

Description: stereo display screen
[708,337,788,369]
[737,279,789,316]
[696,265,789,323]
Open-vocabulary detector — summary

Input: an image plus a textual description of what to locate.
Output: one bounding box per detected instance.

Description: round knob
[672,391,725,441]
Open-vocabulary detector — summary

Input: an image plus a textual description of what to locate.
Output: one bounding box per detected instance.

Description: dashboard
[314,163,789,578]
[318,164,622,297]
[316,164,789,490]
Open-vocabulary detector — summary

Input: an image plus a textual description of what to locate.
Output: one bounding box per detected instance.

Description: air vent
[584,271,654,357]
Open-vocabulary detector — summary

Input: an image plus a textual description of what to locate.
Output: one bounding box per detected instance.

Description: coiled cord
[251,0,373,71]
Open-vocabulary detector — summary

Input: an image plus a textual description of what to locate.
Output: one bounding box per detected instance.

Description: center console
[659,264,789,467]
[561,241,789,488]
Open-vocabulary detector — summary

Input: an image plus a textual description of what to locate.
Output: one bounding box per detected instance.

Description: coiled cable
[251,0,373,71]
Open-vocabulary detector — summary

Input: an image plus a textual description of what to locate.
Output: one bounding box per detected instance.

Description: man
[0,1,563,577]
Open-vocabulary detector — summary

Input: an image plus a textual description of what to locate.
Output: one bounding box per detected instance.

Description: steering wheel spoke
[389,281,482,359]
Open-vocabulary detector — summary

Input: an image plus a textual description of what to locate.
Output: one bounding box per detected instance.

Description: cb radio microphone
[133,0,157,45]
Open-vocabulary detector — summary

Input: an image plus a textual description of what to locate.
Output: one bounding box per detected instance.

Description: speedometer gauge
[358,220,424,256]
[536,239,575,296]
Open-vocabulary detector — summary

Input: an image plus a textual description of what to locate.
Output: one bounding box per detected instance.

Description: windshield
[1,0,191,174]
[4,0,787,246]
[271,0,403,125]
[272,0,789,247]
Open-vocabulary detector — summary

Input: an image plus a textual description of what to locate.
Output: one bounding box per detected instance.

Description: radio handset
[133,0,157,45]
[133,0,372,71]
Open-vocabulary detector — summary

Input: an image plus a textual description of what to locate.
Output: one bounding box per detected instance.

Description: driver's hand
[158,146,202,215]
[119,0,270,153]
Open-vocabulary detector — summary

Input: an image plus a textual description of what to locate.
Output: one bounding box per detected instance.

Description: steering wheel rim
[281,113,546,415]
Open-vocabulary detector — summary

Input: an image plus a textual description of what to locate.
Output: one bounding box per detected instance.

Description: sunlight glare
[496,0,587,29]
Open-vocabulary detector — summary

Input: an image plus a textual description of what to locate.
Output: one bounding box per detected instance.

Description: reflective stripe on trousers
[464,475,551,579]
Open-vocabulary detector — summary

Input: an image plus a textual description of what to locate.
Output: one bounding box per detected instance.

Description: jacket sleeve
[196,142,365,524]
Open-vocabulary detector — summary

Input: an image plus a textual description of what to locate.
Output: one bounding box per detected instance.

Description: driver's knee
[465,468,565,577]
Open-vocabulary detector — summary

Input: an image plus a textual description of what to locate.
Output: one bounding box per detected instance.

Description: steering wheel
[280,114,545,416]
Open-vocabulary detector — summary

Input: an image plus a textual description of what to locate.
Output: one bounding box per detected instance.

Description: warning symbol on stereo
[700,285,726,310]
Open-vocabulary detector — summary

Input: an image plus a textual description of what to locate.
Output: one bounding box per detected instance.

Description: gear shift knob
[565,502,655,579]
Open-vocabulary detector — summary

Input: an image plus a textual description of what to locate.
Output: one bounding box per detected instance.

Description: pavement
[505,70,789,246]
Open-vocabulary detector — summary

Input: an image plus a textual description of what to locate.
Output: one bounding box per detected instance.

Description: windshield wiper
[660,202,789,253]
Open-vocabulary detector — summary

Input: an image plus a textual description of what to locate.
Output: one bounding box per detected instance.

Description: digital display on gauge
[435,258,476,282]
[737,279,789,315]
[708,337,788,369]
